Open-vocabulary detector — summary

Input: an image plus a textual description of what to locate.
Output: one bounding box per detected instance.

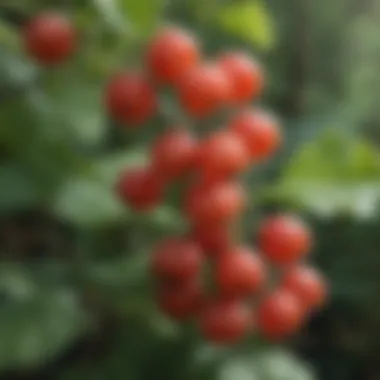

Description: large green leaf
[0,267,87,371]
[217,0,275,50]
[265,130,380,217]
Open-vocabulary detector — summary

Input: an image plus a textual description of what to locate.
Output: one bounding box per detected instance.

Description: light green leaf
[0,268,87,371]
[217,0,275,50]
[265,130,380,218]
[121,0,163,37]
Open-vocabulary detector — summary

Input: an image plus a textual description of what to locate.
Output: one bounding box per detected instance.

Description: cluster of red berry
[21,12,327,345]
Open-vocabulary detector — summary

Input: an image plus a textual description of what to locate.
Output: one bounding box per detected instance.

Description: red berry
[193,223,233,256]
[185,181,246,225]
[152,238,204,282]
[281,266,327,310]
[116,167,163,211]
[199,299,251,344]
[215,246,266,297]
[177,64,230,117]
[105,72,157,125]
[157,281,204,320]
[219,52,264,103]
[228,109,281,161]
[197,131,250,181]
[146,27,200,84]
[24,12,75,65]
[258,214,312,266]
[151,129,197,180]
[257,290,305,340]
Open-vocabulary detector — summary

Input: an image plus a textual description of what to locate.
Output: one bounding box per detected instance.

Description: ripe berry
[281,266,327,310]
[146,27,200,84]
[219,52,264,103]
[24,12,75,65]
[199,299,251,344]
[151,129,197,180]
[215,246,266,297]
[185,181,246,225]
[257,214,312,266]
[257,290,305,340]
[193,223,233,256]
[157,281,204,320]
[152,238,204,282]
[197,131,250,181]
[228,109,281,161]
[177,64,230,117]
[105,72,157,125]
[116,167,164,211]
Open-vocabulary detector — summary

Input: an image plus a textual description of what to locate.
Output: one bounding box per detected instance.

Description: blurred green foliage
[0,0,379,379]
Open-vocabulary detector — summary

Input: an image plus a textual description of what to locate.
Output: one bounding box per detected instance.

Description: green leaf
[0,268,87,371]
[265,130,380,217]
[121,0,163,37]
[47,78,106,149]
[0,164,42,212]
[217,0,275,50]
[93,0,162,37]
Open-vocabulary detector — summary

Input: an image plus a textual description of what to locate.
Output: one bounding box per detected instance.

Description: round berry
[215,246,266,297]
[219,51,264,103]
[105,72,157,125]
[281,266,327,310]
[185,181,246,225]
[157,281,204,320]
[24,12,75,65]
[146,27,200,84]
[193,223,233,256]
[228,109,281,161]
[151,129,197,180]
[197,131,250,181]
[177,64,230,117]
[257,214,312,266]
[152,238,204,282]
[199,299,251,344]
[116,167,164,211]
[257,290,305,340]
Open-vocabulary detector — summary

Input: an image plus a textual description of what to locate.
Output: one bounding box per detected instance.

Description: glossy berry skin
[157,281,204,320]
[193,223,233,256]
[116,167,164,211]
[151,129,197,180]
[177,64,230,117]
[215,246,266,297]
[24,12,75,65]
[257,214,312,266]
[219,52,264,103]
[185,181,246,225]
[146,27,200,84]
[257,290,305,341]
[105,72,157,126]
[281,266,327,310]
[228,109,281,161]
[152,238,204,282]
[197,131,250,181]
[199,299,251,344]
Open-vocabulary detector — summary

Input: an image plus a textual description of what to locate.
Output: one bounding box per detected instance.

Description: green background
[0,0,379,379]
